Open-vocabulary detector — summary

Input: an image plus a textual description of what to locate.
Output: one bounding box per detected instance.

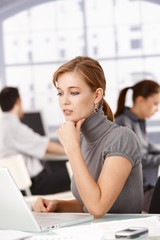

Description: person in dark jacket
[115,80,160,212]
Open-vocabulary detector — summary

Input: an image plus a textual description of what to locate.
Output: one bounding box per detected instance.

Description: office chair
[148,176,160,213]
[0,154,32,196]
[65,161,73,179]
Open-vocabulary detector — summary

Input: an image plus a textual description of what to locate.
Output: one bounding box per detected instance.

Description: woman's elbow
[88,206,107,219]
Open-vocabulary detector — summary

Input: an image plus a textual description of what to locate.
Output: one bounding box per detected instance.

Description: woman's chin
[64,116,80,122]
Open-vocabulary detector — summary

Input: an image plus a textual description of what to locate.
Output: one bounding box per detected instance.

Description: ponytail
[102,99,114,122]
[114,87,131,118]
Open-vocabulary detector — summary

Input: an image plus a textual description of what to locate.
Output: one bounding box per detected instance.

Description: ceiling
[0,0,159,20]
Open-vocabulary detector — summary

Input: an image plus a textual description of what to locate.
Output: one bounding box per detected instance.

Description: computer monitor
[21,111,47,136]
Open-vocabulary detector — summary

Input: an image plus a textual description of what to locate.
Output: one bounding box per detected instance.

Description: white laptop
[0,168,93,232]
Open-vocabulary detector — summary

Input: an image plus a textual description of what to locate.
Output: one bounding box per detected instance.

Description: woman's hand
[33,197,58,212]
[57,119,85,154]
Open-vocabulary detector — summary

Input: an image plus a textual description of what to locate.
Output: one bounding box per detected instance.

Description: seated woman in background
[115,80,160,213]
[33,56,143,218]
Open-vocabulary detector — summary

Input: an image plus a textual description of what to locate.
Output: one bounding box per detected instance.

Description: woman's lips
[63,109,73,115]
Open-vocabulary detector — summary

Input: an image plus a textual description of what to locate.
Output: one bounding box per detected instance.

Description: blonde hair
[53,56,114,121]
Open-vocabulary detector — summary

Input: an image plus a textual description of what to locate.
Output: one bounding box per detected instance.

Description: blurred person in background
[115,80,160,212]
[0,86,70,195]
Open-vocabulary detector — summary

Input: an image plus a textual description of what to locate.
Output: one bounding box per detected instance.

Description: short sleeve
[103,126,142,166]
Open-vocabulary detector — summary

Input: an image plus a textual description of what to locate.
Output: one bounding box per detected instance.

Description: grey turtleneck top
[71,108,143,213]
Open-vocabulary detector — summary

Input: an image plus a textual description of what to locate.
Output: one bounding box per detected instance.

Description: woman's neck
[130,106,144,119]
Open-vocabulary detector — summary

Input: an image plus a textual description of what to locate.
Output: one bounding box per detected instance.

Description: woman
[115,80,160,212]
[33,56,143,218]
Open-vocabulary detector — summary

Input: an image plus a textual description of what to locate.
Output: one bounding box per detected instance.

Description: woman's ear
[94,88,103,104]
[136,96,145,104]
[16,97,22,106]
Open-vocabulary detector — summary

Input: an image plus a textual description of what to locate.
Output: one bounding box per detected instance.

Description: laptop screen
[0,168,93,232]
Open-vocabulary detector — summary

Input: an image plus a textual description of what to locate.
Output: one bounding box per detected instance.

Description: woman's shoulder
[103,123,142,164]
[105,121,141,153]
[110,122,137,140]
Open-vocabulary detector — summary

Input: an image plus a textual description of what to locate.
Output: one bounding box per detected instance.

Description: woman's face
[140,93,160,118]
[56,71,101,122]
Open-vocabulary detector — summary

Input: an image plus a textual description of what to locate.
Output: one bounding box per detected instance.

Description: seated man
[0,87,70,195]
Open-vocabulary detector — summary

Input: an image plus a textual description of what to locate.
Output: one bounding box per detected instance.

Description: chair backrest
[148,177,160,213]
[0,154,32,196]
[65,161,73,179]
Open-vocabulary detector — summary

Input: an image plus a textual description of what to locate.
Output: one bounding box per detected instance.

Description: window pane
[2,0,160,132]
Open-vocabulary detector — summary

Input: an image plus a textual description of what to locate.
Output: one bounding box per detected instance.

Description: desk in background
[44,154,68,161]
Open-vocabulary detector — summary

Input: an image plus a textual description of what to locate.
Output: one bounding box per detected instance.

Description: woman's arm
[33,198,84,213]
[57,120,132,218]
[67,151,132,218]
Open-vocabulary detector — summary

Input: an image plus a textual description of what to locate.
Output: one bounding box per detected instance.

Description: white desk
[52,214,160,240]
[1,214,160,240]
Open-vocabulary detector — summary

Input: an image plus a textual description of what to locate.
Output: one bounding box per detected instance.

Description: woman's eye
[57,92,63,96]
[71,92,79,96]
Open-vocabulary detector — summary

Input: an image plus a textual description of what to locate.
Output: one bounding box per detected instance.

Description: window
[131,39,142,49]
[1,0,160,132]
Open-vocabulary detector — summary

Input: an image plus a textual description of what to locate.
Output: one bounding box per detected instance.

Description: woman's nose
[63,94,70,105]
